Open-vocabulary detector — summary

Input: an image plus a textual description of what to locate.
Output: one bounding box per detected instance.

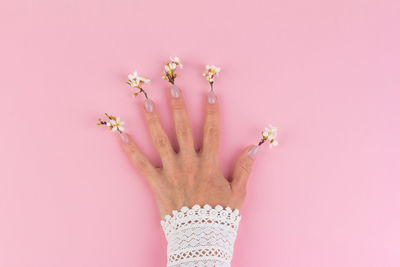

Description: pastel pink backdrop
[1,0,399,266]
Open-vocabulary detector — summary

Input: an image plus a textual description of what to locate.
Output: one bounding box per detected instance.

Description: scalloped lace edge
[161,204,241,267]
[161,204,240,222]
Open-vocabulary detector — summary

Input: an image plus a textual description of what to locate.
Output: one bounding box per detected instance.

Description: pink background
[1,0,399,266]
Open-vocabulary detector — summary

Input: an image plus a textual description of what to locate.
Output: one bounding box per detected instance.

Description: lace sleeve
[161,204,241,267]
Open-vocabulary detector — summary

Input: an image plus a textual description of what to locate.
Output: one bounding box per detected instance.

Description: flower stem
[258,139,266,146]
[168,75,175,85]
[140,88,149,99]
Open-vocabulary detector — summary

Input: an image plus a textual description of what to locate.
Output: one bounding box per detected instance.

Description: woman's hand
[120,85,259,218]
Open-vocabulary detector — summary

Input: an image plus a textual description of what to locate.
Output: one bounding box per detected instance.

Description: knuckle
[238,160,252,174]
[177,125,188,136]
[135,157,148,171]
[171,101,185,111]
[126,144,138,154]
[177,125,191,138]
[206,104,218,115]
[128,151,147,171]
[147,115,159,125]
[127,146,141,159]
[201,154,218,166]
[155,135,169,148]
[206,126,219,138]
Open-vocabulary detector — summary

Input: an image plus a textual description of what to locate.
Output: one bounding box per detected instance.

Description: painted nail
[247,145,260,159]
[208,90,216,104]
[120,133,130,144]
[144,98,154,113]
[170,85,180,98]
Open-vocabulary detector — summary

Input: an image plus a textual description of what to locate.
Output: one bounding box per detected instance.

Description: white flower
[269,139,278,148]
[203,65,221,83]
[169,62,177,70]
[98,114,125,133]
[108,117,125,132]
[170,56,183,68]
[127,71,150,88]
[262,125,278,148]
[163,56,183,83]
[262,125,278,140]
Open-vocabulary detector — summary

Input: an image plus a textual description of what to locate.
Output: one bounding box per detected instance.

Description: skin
[120,86,257,219]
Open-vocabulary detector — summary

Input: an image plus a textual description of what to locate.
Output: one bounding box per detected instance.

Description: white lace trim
[161,204,241,267]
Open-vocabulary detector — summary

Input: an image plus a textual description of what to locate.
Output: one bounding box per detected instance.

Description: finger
[231,145,258,195]
[201,90,220,155]
[142,99,175,165]
[168,85,195,154]
[120,132,159,185]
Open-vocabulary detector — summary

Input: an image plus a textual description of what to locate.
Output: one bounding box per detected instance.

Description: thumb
[231,145,260,195]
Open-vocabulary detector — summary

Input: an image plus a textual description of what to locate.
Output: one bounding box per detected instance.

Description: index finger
[120,132,160,187]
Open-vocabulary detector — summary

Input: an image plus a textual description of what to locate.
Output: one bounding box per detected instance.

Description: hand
[120,85,258,218]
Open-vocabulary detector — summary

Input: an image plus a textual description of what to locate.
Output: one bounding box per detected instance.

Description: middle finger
[168,85,195,154]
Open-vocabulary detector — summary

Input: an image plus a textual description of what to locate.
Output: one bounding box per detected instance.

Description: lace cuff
[161,204,241,267]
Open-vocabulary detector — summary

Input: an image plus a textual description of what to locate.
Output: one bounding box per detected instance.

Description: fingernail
[144,99,154,113]
[170,85,180,98]
[120,133,130,144]
[208,90,216,104]
[248,145,260,159]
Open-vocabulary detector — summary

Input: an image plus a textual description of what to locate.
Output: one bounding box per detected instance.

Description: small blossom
[162,56,183,84]
[126,71,150,99]
[170,56,183,69]
[97,113,125,133]
[127,71,150,87]
[259,125,279,148]
[203,65,221,84]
